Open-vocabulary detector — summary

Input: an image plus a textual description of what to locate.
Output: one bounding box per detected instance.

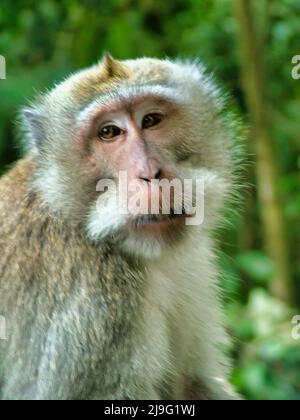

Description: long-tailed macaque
[0,54,242,400]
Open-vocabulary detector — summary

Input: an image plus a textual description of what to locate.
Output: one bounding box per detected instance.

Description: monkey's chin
[120,213,188,259]
[86,205,189,259]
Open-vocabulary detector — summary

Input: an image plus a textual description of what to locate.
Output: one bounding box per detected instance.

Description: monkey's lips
[128,210,188,236]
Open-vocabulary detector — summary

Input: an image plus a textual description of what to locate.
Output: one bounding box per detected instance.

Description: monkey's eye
[98,125,123,141]
[142,113,164,129]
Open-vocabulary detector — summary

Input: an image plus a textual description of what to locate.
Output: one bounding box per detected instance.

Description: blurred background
[0,0,299,400]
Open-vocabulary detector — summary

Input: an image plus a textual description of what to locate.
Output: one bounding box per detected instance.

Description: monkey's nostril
[140,169,162,183]
[141,177,151,183]
[154,169,162,180]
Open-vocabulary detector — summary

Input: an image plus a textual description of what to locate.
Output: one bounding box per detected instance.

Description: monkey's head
[23,54,238,258]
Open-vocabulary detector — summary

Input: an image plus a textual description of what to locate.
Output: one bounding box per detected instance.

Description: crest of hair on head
[101,53,129,80]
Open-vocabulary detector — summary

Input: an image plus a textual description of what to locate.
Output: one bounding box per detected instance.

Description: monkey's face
[80,88,193,251]
[25,55,234,258]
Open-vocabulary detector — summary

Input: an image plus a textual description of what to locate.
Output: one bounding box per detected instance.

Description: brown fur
[69,55,131,104]
[0,157,149,399]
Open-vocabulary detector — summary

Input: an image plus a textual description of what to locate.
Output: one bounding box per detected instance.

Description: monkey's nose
[140,169,162,183]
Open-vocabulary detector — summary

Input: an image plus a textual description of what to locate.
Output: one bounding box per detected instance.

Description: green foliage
[0,0,299,400]
[228,290,300,400]
[237,251,275,285]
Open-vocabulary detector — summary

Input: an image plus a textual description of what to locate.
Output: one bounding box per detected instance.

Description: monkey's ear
[22,107,44,148]
[101,53,128,79]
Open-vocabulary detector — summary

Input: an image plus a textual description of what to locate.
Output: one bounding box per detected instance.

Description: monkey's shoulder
[0,158,139,296]
[0,157,86,286]
[0,157,49,235]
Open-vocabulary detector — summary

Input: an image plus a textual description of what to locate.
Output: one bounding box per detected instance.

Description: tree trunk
[233,0,292,302]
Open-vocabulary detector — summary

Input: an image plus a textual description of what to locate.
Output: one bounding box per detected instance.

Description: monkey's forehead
[45,56,210,108]
[76,84,183,127]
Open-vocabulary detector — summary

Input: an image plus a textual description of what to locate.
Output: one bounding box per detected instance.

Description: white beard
[86,167,229,259]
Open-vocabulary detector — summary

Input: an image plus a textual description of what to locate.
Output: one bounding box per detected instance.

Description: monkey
[0,54,242,400]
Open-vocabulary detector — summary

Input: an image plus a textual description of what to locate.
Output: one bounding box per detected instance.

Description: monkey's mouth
[128,209,188,234]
